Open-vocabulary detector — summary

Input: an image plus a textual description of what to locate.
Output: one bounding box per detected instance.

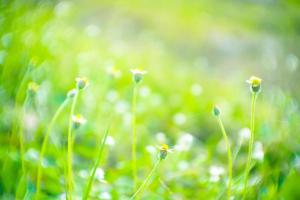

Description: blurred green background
[1,0,300,199]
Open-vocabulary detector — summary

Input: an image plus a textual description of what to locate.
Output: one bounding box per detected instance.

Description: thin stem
[35,99,69,200]
[131,85,138,190]
[242,93,257,199]
[217,117,232,200]
[130,159,161,200]
[83,125,110,200]
[67,90,79,200]
[19,93,30,174]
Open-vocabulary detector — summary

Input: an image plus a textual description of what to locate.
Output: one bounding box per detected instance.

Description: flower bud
[159,144,169,160]
[130,69,147,84]
[213,106,221,117]
[67,88,77,98]
[246,76,262,93]
[75,77,89,90]
[72,114,86,129]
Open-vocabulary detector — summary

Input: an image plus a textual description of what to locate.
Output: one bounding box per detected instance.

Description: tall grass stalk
[82,125,110,200]
[19,94,30,174]
[14,94,30,199]
[131,85,138,190]
[1,65,31,179]
[242,92,257,199]
[130,159,161,200]
[35,99,69,199]
[216,116,233,200]
[67,89,79,200]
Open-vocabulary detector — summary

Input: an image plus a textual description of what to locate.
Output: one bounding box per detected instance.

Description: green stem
[35,99,69,200]
[82,125,110,200]
[242,93,257,199]
[130,159,161,200]
[19,93,30,174]
[67,90,79,200]
[132,85,138,190]
[217,117,232,200]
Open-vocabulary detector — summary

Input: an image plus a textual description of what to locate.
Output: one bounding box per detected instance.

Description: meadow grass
[1,1,299,199]
[83,124,110,200]
[35,96,69,199]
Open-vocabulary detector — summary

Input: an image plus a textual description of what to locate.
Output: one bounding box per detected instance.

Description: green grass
[1,0,300,199]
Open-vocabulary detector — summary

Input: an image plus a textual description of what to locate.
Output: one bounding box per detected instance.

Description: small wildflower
[130,68,147,84]
[67,88,77,98]
[159,144,169,160]
[246,76,262,93]
[75,77,89,90]
[213,105,221,117]
[27,81,39,95]
[72,114,86,129]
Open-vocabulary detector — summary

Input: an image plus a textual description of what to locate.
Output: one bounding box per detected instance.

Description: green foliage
[1,0,300,199]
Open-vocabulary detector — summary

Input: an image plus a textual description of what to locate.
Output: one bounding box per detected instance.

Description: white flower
[246,76,262,93]
[253,141,264,161]
[175,133,194,152]
[246,76,262,87]
[130,68,147,75]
